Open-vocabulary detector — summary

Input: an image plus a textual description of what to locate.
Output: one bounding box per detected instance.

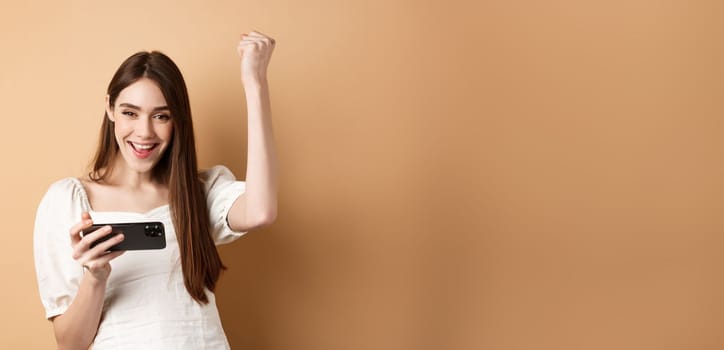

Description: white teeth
[131,142,155,150]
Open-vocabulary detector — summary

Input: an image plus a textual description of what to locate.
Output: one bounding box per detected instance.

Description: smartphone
[82,222,167,251]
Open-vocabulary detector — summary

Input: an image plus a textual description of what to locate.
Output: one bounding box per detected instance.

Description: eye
[121,111,137,117]
[154,114,171,121]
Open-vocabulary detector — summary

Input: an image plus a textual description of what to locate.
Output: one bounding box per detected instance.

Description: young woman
[33,31,277,349]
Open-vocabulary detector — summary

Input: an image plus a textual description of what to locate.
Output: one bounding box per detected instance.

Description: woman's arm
[228,31,278,231]
[53,213,126,349]
[52,274,108,350]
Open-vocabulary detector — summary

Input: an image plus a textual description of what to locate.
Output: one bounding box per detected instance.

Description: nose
[135,116,156,138]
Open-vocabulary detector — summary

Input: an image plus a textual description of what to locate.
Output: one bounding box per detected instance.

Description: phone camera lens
[145,224,162,237]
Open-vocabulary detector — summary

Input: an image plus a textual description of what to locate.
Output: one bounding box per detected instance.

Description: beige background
[1,0,723,349]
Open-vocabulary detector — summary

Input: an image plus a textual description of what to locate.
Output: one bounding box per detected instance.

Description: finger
[72,213,93,233]
[247,31,269,38]
[238,39,260,47]
[237,42,262,53]
[241,32,274,42]
[94,250,126,266]
[241,36,274,46]
[238,41,267,51]
[77,231,124,264]
[78,237,121,268]
[87,232,124,257]
[250,32,275,45]
[237,43,257,55]
[69,215,94,245]
[73,226,101,260]
[74,225,112,257]
[239,37,267,45]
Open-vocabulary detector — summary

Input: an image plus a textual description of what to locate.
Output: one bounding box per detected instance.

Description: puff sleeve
[201,165,248,245]
[33,179,86,319]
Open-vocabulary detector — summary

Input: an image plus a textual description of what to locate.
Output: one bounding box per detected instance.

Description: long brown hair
[90,51,225,304]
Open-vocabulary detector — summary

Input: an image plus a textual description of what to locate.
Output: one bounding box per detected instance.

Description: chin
[118,152,161,174]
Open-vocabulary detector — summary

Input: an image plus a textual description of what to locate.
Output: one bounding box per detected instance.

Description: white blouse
[33,165,247,349]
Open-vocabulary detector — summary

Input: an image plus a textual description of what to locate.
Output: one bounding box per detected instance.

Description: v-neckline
[71,177,170,216]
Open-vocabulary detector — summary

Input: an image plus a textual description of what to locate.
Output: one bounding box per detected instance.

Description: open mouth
[127,141,159,159]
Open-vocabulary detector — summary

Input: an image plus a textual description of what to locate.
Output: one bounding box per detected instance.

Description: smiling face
[105,77,174,175]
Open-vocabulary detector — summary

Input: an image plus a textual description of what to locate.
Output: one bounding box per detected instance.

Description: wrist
[242,76,268,90]
[83,270,109,289]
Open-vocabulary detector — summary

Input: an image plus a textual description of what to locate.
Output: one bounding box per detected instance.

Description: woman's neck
[102,156,159,190]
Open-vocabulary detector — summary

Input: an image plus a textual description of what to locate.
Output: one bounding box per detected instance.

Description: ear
[105,95,115,122]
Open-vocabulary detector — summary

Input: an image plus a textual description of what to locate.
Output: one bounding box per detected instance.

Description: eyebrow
[118,103,170,112]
